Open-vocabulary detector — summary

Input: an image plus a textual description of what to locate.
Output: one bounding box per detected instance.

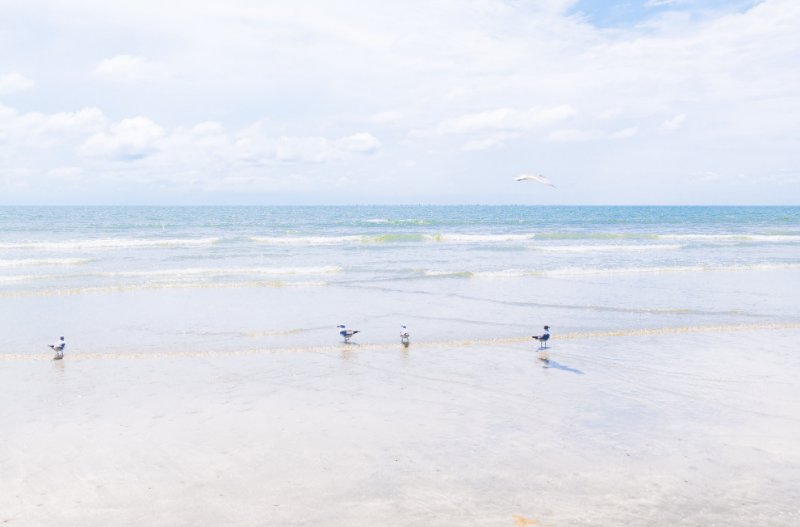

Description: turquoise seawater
[1,206,799,354]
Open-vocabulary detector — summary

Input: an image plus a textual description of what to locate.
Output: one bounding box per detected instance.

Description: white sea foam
[0,258,90,268]
[0,238,220,250]
[0,274,48,283]
[657,234,800,243]
[0,267,340,290]
[251,232,535,245]
[0,279,329,297]
[364,218,429,225]
[423,233,535,243]
[101,266,343,278]
[423,269,531,278]
[542,263,800,276]
[421,262,800,279]
[422,270,473,278]
[251,235,363,245]
[472,269,529,278]
[535,244,683,253]
[282,280,329,288]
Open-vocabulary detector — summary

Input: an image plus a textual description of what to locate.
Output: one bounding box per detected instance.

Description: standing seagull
[515,174,557,188]
[400,324,410,346]
[532,325,550,349]
[337,324,360,343]
[49,336,65,360]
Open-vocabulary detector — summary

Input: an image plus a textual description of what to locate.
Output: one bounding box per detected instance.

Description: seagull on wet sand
[515,174,557,188]
[338,324,360,343]
[49,336,65,360]
[400,324,410,346]
[532,325,550,349]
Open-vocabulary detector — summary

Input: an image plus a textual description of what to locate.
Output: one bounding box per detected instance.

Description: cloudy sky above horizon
[1,0,798,205]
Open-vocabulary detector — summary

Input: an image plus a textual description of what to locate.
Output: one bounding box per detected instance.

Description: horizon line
[1,203,799,208]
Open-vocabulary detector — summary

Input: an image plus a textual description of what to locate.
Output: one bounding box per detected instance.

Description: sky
[0,0,798,205]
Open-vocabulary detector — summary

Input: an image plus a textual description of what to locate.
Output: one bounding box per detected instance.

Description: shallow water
[1,206,798,355]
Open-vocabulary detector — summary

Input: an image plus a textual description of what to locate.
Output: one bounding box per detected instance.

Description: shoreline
[2,321,799,362]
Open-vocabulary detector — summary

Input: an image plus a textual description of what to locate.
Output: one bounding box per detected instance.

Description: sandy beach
[3,325,798,526]
[3,0,799,520]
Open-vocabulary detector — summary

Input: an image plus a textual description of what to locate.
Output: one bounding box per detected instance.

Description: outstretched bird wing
[515,174,557,188]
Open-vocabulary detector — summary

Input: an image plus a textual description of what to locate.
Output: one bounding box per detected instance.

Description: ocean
[3,205,800,526]
[2,205,798,357]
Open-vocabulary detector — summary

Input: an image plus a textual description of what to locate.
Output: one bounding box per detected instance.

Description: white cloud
[461,136,508,151]
[547,128,599,142]
[1,0,798,203]
[0,105,105,146]
[335,133,381,154]
[418,105,576,137]
[610,126,638,139]
[272,133,381,163]
[70,112,380,172]
[45,166,84,181]
[92,55,167,82]
[645,0,681,7]
[368,111,403,124]
[81,117,165,160]
[274,136,332,163]
[41,108,107,134]
[693,170,723,183]
[659,113,687,131]
[0,72,34,94]
[547,125,638,142]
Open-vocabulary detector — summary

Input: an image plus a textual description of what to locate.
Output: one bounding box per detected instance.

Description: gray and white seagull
[400,324,410,346]
[337,324,360,343]
[532,325,551,349]
[49,336,65,360]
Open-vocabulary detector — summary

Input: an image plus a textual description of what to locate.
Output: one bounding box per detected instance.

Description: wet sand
[2,328,799,526]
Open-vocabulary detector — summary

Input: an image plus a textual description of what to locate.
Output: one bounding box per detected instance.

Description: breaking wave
[420,262,800,279]
[251,235,364,245]
[0,238,220,250]
[99,266,343,278]
[0,279,329,298]
[422,233,535,243]
[250,233,534,245]
[657,234,800,243]
[0,258,90,267]
[534,244,683,253]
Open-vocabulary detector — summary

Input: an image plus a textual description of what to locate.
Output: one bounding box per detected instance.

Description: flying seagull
[337,324,360,343]
[515,174,556,188]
